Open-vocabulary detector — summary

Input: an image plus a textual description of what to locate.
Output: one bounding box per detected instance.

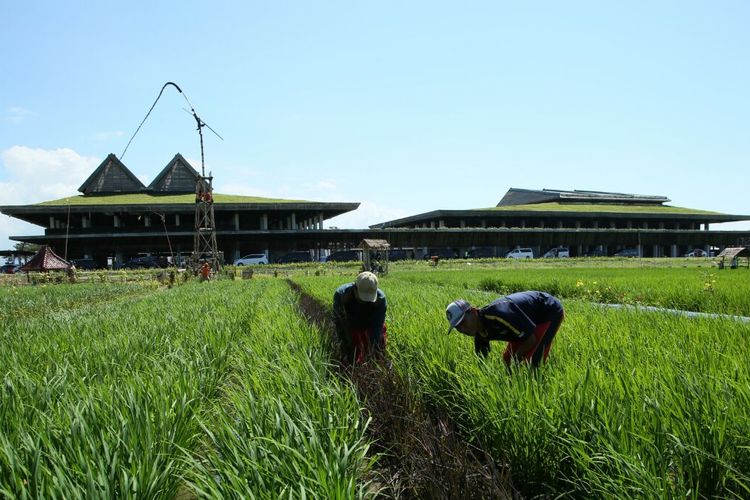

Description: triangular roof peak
[78,154,145,195]
[497,188,670,207]
[20,245,71,271]
[359,239,390,249]
[147,153,200,194]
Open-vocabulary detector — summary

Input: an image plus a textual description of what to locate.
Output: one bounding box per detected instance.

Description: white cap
[445,300,471,333]
[354,271,379,302]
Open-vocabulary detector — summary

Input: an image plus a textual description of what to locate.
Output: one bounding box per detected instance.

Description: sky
[2,1,749,249]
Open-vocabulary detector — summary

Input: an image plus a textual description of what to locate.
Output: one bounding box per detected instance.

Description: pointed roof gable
[20,245,71,271]
[147,153,200,193]
[78,154,145,195]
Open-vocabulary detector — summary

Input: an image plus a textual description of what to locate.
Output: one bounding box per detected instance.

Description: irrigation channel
[599,303,750,323]
[287,280,514,499]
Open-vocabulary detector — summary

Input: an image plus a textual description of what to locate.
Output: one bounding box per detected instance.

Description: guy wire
[119,82,188,160]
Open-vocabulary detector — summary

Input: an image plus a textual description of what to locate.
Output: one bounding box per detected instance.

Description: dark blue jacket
[478,291,563,342]
[333,283,386,345]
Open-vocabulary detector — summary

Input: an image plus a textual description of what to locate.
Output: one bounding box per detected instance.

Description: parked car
[388,249,412,261]
[0,263,21,274]
[542,247,570,258]
[276,251,312,264]
[122,256,165,269]
[583,248,606,257]
[325,250,361,262]
[613,248,640,258]
[506,248,534,259]
[684,248,707,258]
[71,258,98,270]
[423,248,457,260]
[466,247,496,259]
[234,253,269,266]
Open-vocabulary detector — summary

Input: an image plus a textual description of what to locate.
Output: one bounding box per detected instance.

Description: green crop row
[182,279,372,499]
[0,281,160,323]
[0,279,371,498]
[294,273,750,498]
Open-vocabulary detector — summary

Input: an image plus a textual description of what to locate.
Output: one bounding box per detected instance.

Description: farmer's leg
[504,324,548,366]
[530,311,564,367]
[351,328,369,364]
[502,339,525,364]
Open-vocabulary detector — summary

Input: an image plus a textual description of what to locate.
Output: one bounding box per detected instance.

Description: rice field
[2,260,749,498]
[1,279,369,498]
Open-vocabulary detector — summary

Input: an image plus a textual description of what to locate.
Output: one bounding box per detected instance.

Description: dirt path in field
[288,280,515,499]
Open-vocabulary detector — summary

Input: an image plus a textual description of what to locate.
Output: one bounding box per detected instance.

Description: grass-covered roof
[476,202,722,215]
[37,193,308,206]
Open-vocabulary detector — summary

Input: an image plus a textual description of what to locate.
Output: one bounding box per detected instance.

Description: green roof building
[370,188,750,257]
[1,154,359,266]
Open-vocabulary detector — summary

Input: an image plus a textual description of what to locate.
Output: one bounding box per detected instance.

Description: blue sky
[2,1,749,249]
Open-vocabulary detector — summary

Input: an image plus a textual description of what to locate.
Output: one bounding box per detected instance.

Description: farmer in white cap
[445,291,564,367]
[333,271,387,364]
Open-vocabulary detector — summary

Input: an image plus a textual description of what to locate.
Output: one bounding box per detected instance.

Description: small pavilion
[359,239,390,275]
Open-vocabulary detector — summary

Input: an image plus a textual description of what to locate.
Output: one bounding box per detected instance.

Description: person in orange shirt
[199,261,211,281]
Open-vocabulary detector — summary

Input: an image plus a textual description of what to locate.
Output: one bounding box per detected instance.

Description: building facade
[4,163,750,263]
[1,154,359,266]
[369,188,750,258]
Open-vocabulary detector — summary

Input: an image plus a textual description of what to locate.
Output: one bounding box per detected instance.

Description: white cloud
[5,107,34,123]
[0,147,101,248]
[0,211,39,251]
[1,146,100,204]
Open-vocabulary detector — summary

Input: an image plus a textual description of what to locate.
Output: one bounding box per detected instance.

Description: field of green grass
[1,280,369,498]
[295,271,750,498]
[2,259,749,497]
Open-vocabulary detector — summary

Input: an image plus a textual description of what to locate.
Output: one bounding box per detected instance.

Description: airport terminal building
[0,154,359,266]
[3,156,750,264]
[369,188,750,258]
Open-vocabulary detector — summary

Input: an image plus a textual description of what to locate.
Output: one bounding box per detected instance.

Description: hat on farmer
[446,300,472,333]
[354,271,379,302]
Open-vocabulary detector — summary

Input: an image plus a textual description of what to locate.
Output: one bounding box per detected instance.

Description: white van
[234,253,269,265]
[543,247,570,258]
[506,248,534,259]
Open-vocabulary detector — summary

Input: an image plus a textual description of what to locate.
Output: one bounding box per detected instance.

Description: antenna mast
[189,105,222,273]
[121,81,223,272]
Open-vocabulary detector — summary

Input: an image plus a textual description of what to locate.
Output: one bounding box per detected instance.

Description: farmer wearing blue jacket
[333,271,387,364]
[445,291,564,367]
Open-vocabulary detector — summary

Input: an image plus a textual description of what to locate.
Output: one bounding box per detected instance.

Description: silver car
[234,253,269,265]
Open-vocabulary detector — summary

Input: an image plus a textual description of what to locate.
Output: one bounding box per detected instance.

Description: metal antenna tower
[185,89,224,272]
[193,171,220,271]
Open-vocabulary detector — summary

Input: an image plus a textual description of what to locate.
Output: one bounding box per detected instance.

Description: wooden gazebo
[359,239,390,275]
[715,247,749,269]
[20,245,71,272]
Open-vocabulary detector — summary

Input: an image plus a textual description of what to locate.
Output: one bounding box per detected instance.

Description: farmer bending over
[333,271,387,364]
[445,291,564,368]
